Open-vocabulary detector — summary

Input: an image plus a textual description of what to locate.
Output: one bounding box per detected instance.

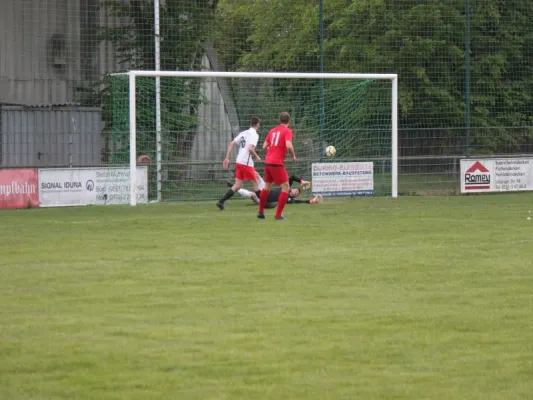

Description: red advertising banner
[0,169,39,209]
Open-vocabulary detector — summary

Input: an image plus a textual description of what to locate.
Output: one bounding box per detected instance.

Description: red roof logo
[466,161,489,173]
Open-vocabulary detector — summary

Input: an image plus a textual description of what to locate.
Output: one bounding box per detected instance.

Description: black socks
[219,188,235,203]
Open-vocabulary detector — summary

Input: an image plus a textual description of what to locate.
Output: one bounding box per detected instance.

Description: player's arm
[286,140,296,162]
[248,144,261,161]
[289,175,303,186]
[286,195,309,205]
[223,140,237,168]
[248,134,261,161]
[290,195,322,205]
[288,175,311,189]
[263,137,270,154]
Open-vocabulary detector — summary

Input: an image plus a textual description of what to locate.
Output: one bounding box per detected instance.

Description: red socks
[276,191,289,218]
[258,189,269,213]
[258,189,288,217]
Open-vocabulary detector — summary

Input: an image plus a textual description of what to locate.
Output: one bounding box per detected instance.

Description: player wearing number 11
[258,112,296,220]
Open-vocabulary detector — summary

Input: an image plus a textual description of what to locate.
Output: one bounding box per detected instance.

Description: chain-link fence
[1,0,532,197]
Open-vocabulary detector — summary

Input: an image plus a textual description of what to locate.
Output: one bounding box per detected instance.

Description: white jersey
[233,127,259,167]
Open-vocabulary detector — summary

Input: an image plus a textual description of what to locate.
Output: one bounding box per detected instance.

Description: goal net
[106,71,398,205]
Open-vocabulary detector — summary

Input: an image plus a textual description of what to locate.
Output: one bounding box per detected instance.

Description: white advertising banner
[38,167,148,207]
[311,162,374,197]
[460,158,533,193]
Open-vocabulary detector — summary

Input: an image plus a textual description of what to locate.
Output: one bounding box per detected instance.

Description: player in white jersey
[216,116,262,210]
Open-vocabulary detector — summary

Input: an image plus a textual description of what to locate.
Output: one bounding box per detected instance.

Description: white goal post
[122,70,398,206]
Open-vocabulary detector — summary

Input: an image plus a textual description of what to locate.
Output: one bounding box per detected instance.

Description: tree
[468,0,533,152]
[98,0,218,173]
[214,0,533,155]
[101,0,217,70]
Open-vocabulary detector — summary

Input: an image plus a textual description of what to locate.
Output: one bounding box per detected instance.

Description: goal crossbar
[123,70,398,205]
[116,70,398,80]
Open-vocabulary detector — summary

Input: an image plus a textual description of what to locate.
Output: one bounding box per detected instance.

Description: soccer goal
[107,71,398,206]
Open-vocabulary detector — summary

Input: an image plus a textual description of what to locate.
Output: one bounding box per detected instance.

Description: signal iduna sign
[38,167,148,207]
[460,158,533,193]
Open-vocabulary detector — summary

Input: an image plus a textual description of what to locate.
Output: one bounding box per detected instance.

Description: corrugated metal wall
[1,106,103,167]
[0,0,80,105]
[0,0,124,106]
[0,0,239,178]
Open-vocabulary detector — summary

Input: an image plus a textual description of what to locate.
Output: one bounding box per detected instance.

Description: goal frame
[121,70,398,206]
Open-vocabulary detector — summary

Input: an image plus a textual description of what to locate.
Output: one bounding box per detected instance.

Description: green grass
[399,172,459,195]
[1,194,533,399]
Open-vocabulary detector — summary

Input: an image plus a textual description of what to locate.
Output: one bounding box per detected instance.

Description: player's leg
[225,181,249,196]
[253,171,265,191]
[238,165,260,203]
[217,166,245,210]
[237,188,252,197]
[257,167,273,218]
[274,168,290,220]
[237,188,260,205]
[256,172,265,190]
[216,177,241,210]
[250,191,260,205]
[258,181,272,217]
[231,180,244,192]
[251,171,265,200]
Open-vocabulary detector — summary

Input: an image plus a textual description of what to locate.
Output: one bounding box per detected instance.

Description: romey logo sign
[460,159,494,193]
[464,161,491,190]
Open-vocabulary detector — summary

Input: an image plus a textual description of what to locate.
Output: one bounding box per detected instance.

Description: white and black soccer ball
[325,145,336,157]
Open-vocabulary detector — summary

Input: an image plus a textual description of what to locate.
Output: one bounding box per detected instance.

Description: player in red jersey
[257,111,296,220]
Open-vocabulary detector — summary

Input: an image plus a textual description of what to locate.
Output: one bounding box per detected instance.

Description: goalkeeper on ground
[226,174,322,208]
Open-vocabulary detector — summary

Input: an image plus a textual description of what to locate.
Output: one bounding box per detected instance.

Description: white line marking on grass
[514,239,533,243]
[41,220,101,224]
[5,255,195,269]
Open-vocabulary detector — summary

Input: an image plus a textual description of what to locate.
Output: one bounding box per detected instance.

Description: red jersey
[264,124,293,165]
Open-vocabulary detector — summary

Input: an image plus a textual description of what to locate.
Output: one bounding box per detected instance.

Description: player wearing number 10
[258,112,296,220]
[216,116,261,210]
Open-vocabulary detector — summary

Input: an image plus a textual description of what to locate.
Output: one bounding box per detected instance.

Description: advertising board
[0,169,39,209]
[311,162,374,197]
[460,158,533,193]
[39,167,148,207]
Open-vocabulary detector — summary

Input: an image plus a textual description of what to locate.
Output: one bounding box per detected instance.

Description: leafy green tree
[468,0,533,152]
[99,0,218,166]
[215,0,533,155]
[101,0,217,70]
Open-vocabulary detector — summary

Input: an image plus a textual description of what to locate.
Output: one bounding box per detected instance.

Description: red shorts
[264,164,289,185]
[235,163,257,181]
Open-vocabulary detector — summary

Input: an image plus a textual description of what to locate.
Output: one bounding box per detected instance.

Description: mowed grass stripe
[1,193,532,399]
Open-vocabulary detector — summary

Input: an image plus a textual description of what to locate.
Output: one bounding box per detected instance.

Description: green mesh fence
[108,75,392,201]
[99,0,533,197]
[3,1,532,196]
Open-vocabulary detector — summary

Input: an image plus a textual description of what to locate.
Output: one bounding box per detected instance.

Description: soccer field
[1,194,533,399]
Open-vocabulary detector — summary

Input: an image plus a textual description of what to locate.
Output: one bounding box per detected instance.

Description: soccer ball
[325,145,336,157]
[137,154,152,165]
